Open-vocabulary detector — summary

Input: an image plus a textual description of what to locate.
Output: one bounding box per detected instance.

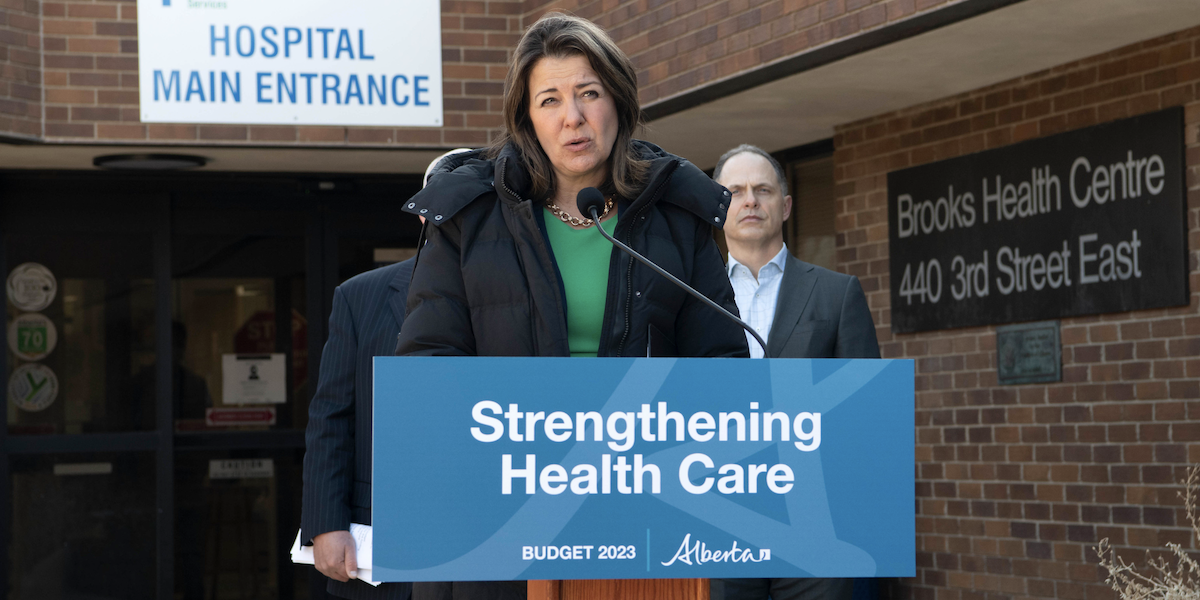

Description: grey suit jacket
[766,255,880,359]
[712,254,880,600]
[302,258,415,600]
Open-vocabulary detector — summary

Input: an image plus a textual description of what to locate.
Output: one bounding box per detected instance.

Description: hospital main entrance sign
[137,0,442,126]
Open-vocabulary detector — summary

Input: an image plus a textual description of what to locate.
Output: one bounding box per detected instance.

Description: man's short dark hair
[713,144,789,197]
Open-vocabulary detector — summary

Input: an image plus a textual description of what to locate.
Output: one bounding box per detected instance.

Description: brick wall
[833,26,1200,600]
[0,0,41,140]
[4,0,978,146]
[527,0,963,107]
[31,0,521,146]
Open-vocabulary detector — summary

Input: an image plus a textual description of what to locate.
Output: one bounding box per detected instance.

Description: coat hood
[402,140,732,228]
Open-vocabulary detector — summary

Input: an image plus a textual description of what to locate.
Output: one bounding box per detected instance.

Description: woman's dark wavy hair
[488,12,648,202]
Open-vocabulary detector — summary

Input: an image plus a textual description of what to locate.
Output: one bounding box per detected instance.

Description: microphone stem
[589,208,768,355]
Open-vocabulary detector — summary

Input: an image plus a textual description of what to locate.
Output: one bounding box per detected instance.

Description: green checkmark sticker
[23,372,47,400]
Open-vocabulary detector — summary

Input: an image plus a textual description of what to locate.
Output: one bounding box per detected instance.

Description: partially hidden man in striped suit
[302,255,416,600]
[302,151,470,600]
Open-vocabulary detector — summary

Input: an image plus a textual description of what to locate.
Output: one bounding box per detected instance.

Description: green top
[544,208,619,357]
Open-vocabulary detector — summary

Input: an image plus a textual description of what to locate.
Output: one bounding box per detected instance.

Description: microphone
[577,187,609,222]
[576,187,767,355]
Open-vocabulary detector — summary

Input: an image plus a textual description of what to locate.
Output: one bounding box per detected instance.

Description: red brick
[95,123,144,139]
[96,56,137,70]
[97,90,138,104]
[43,19,93,35]
[442,1,486,15]
[95,21,137,36]
[70,106,120,121]
[462,49,507,63]
[248,126,298,142]
[45,122,94,137]
[45,88,95,104]
[463,16,509,31]
[44,54,94,69]
[443,64,488,79]
[298,126,346,143]
[148,124,197,140]
[346,128,395,144]
[67,37,121,53]
[443,31,487,46]
[69,72,119,87]
[198,125,248,141]
[66,3,118,19]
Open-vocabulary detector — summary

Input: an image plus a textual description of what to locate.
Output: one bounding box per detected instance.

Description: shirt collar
[727,244,789,278]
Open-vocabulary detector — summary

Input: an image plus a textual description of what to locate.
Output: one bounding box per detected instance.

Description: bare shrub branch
[1096,466,1200,600]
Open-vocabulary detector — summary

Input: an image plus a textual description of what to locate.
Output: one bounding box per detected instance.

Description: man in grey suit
[302,256,415,600]
[710,144,880,600]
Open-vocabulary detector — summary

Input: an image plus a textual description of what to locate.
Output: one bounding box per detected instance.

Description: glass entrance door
[3,188,161,600]
[2,171,423,600]
[171,194,311,600]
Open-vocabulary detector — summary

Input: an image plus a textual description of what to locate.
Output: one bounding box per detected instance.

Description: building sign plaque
[996,321,1061,385]
[887,108,1188,333]
[136,0,443,127]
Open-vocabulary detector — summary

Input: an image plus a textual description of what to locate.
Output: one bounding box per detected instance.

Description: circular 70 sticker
[7,313,57,361]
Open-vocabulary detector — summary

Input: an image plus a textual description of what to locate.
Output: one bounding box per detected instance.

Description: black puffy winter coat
[396,140,749,359]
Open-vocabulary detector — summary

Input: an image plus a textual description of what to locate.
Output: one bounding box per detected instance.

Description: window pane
[329,191,423,284]
[786,155,837,270]
[5,234,156,434]
[172,236,308,431]
[175,450,310,600]
[10,452,156,600]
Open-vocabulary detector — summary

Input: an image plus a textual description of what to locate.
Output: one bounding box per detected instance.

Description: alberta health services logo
[162,0,228,8]
[661,534,771,567]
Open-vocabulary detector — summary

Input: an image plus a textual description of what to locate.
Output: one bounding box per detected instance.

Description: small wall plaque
[996,320,1061,385]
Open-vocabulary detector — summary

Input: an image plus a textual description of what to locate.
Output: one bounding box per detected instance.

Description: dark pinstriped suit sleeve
[301,261,412,600]
[302,285,360,542]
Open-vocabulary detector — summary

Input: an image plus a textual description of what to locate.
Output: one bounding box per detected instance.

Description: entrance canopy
[643,0,1200,169]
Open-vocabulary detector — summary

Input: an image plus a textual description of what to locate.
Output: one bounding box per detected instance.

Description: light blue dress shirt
[727,244,789,359]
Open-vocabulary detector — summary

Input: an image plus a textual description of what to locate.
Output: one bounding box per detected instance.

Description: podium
[371,357,914,586]
[529,579,708,600]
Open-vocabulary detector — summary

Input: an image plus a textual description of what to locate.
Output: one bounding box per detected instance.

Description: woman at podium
[397,11,749,599]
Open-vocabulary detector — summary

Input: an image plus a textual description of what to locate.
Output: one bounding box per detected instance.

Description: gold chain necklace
[547,196,614,228]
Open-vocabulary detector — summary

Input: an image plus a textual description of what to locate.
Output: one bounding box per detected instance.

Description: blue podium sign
[372,357,914,582]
